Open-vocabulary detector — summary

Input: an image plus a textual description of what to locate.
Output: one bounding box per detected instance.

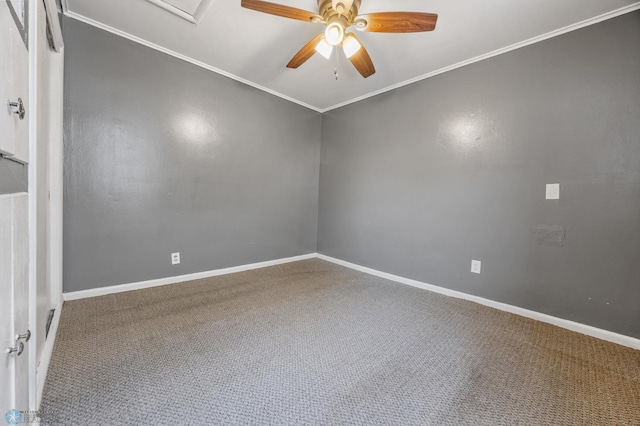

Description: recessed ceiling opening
[163,0,201,15]
[146,0,214,24]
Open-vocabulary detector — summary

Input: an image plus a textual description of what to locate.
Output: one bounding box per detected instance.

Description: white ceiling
[63,0,640,112]
[163,0,202,15]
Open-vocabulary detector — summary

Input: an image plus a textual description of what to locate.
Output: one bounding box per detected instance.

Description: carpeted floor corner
[41,259,640,425]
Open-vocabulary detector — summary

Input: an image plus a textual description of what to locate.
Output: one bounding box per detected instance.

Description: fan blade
[287,33,325,69]
[356,12,438,33]
[241,0,322,23]
[346,34,375,78]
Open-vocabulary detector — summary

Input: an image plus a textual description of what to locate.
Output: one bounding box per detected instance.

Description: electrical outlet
[471,260,481,274]
[171,252,180,265]
[546,183,560,200]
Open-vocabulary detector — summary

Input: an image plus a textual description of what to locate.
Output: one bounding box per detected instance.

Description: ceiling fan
[241,0,438,78]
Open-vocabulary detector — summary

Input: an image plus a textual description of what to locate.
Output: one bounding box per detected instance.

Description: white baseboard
[62,253,316,301]
[60,252,639,350]
[316,254,640,350]
[36,302,62,408]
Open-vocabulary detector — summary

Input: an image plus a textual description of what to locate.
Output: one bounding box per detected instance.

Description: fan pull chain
[334,49,340,80]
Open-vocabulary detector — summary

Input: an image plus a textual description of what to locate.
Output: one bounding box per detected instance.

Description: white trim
[146,0,197,24]
[61,10,323,113]
[62,253,317,301]
[35,303,62,408]
[61,2,640,113]
[0,192,29,200]
[145,0,214,25]
[60,251,640,350]
[44,0,64,51]
[27,0,40,409]
[59,0,68,10]
[321,2,640,112]
[316,254,640,350]
[48,46,64,308]
[192,0,215,23]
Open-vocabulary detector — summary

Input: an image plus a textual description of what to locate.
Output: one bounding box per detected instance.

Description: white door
[1,0,31,420]
[0,0,29,163]
[0,194,29,419]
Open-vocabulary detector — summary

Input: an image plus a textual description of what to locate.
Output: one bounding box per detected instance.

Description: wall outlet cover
[171,252,180,265]
[471,260,482,274]
[546,183,560,200]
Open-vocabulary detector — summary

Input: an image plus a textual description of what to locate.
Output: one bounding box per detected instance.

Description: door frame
[26,0,65,409]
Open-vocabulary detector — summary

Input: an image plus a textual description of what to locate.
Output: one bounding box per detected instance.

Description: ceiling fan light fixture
[241,0,438,79]
[325,22,345,46]
[342,34,361,58]
[315,38,333,59]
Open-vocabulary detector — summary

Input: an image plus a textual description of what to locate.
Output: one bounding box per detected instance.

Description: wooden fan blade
[346,34,375,78]
[241,0,322,23]
[357,12,438,33]
[287,33,325,69]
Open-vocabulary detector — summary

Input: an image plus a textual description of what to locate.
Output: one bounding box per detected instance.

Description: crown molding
[62,9,323,113]
[63,2,640,113]
[320,2,640,112]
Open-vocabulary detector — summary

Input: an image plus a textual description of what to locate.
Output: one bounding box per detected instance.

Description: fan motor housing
[318,0,361,26]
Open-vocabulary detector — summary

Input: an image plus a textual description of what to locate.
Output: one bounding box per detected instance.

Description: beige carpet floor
[41,259,640,425]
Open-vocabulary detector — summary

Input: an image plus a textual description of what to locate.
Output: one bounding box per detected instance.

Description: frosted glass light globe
[325,23,344,46]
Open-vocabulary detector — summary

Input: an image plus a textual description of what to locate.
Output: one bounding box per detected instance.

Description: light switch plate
[546,184,560,200]
[171,252,180,265]
[471,260,481,274]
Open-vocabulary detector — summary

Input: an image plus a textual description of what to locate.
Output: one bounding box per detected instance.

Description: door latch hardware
[7,341,24,356]
[9,98,25,120]
[16,329,31,342]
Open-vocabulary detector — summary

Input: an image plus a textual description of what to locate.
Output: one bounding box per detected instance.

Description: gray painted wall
[63,18,321,292]
[64,12,639,338]
[318,12,640,338]
[0,158,27,194]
